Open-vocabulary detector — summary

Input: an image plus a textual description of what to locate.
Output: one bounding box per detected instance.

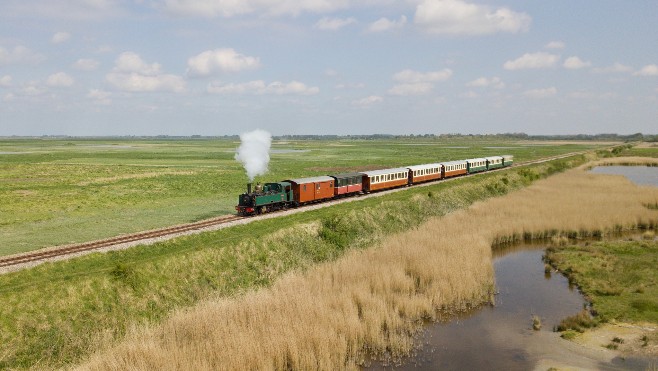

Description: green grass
[545,240,658,326]
[0,137,608,255]
[0,156,587,369]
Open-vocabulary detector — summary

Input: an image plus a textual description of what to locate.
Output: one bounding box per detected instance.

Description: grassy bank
[0,137,608,255]
[78,157,658,370]
[0,155,582,369]
[545,240,658,350]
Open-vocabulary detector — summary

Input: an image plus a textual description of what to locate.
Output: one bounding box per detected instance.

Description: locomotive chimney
[247,183,252,194]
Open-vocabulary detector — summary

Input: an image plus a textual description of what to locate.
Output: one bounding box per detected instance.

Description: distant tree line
[277,133,657,142]
[7,133,657,142]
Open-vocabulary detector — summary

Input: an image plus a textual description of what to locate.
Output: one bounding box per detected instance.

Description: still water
[590,165,658,187]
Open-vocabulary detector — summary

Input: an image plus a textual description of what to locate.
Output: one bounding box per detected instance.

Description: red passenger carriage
[361,167,409,192]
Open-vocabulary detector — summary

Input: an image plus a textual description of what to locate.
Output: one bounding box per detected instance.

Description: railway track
[1,148,606,271]
[0,215,243,269]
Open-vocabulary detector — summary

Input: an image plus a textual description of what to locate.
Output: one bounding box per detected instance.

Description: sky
[0,0,657,136]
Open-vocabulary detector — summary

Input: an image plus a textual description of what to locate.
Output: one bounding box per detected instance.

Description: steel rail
[0,215,243,268]
[0,147,612,270]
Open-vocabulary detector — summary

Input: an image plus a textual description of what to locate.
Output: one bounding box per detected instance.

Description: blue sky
[1,0,656,136]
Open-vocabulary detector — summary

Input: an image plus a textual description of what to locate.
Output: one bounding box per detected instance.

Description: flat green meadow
[0,137,608,256]
[0,136,633,368]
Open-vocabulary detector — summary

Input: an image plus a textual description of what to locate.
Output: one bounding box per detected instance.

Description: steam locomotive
[236,155,513,216]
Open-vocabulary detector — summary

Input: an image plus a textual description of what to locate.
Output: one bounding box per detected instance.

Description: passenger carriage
[330,173,364,196]
[361,167,409,192]
[502,155,514,167]
[407,163,443,184]
[466,158,487,174]
[440,160,468,178]
[285,176,335,205]
[485,156,504,170]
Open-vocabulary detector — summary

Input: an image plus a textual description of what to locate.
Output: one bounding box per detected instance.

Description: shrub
[556,310,597,333]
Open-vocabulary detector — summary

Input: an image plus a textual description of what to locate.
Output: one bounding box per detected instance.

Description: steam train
[236,155,513,216]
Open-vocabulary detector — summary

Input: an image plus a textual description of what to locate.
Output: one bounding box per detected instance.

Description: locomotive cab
[235,182,293,216]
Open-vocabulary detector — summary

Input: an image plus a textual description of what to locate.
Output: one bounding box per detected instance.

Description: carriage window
[303,185,306,192]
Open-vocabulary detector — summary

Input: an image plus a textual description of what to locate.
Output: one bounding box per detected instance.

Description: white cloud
[314,17,356,31]
[460,91,479,98]
[466,76,504,89]
[187,48,260,77]
[563,56,591,70]
[52,31,71,44]
[634,64,658,77]
[388,68,452,96]
[0,45,45,65]
[352,95,383,107]
[592,63,633,74]
[207,80,319,95]
[163,0,351,17]
[504,52,559,70]
[388,82,433,96]
[73,58,100,71]
[107,52,186,93]
[96,45,113,54]
[46,72,74,87]
[545,41,565,49]
[523,87,557,98]
[5,0,121,20]
[114,52,162,75]
[87,89,112,105]
[393,68,453,83]
[368,15,407,33]
[335,82,365,89]
[20,82,47,96]
[567,90,618,100]
[0,75,11,87]
[414,0,530,35]
[107,73,186,93]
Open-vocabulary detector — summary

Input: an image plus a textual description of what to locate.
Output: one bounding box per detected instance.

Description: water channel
[368,165,658,370]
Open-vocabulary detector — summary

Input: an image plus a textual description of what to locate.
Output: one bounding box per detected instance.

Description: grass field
[0,137,611,255]
[545,239,658,352]
[546,240,658,325]
[0,150,590,369]
[0,141,648,368]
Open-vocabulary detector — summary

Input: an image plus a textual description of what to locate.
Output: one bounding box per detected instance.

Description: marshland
[1,138,658,369]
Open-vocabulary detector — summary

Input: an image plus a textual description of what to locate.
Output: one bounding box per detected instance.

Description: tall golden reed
[80,162,658,370]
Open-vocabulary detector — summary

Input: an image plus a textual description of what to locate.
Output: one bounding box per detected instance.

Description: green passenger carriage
[485,156,504,170]
[502,155,514,167]
[466,158,487,173]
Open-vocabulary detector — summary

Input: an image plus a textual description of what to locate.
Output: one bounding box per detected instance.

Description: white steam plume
[234,129,272,181]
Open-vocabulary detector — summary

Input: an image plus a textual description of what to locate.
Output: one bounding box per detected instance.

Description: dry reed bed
[80,166,658,371]
[587,156,658,168]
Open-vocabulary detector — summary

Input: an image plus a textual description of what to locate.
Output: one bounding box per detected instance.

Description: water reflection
[590,165,658,187]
